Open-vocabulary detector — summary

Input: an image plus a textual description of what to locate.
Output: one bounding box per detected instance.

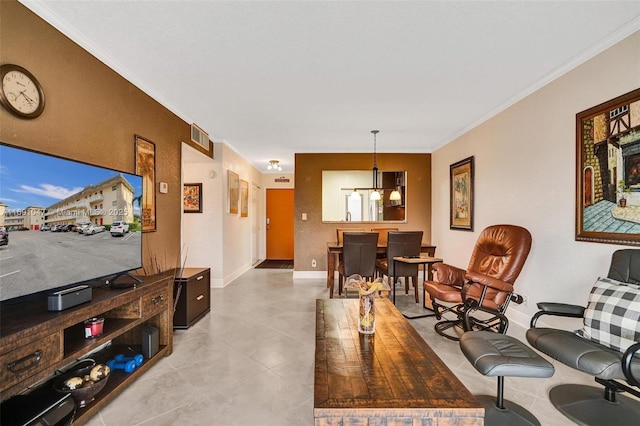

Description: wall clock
[0,64,45,119]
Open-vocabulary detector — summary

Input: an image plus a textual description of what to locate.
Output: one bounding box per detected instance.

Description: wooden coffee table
[314,298,483,425]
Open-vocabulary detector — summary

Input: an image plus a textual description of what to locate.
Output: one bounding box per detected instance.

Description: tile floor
[86,268,600,425]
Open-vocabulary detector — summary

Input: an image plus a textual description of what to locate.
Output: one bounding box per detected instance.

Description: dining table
[326,241,436,298]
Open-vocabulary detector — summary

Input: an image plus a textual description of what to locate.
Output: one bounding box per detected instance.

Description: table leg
[402,261,437,320]
[327,250,335,298]
[391,260,396,305]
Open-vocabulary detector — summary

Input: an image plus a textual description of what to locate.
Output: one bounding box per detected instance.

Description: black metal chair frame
[526,249,640,425]
[432,282,522,341]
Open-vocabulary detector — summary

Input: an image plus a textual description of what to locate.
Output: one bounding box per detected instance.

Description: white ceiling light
[267,160,282,171]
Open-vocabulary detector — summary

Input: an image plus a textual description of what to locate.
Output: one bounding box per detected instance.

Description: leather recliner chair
[424,224,532,340]
[526,249,640,425]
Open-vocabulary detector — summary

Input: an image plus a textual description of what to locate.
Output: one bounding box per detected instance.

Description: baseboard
[293,270,326,279]
[223,263,252,287]
[506,305,531,330]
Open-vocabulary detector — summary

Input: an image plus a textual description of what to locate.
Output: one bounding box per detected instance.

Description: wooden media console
[0,272,174,425]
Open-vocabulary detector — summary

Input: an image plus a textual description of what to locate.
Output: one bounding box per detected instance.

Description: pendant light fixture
[370,130,381,201]
[389,189,401,201]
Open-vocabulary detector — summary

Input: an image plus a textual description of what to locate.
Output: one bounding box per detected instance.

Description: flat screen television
[0,142,143,302]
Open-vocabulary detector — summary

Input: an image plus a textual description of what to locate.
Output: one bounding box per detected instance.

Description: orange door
[266,189,294,259]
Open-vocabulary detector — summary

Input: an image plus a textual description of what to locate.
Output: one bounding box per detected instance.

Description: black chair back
[342,232,379,278]
[386,231,423,276]
[608,249,640,286]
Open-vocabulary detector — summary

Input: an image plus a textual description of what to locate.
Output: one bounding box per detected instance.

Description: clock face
[0,64,45,119]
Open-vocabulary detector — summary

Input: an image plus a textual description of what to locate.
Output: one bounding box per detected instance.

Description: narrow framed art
[576,88,640,245]
[183,183,202,213]
[135,135,156,232]
[228,170,239,214]
[240,180,249,218]
[450,156,474,231]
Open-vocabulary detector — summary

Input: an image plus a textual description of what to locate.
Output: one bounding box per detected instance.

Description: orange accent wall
[266,189,294,259]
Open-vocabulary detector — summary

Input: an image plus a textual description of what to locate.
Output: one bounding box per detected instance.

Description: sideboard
[0,271,174,425]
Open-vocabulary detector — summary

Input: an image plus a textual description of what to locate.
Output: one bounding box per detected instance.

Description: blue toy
[106,358,137,374]
[114,354,144,367]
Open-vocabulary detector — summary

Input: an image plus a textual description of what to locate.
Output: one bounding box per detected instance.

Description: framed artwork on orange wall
[135,135,156,232]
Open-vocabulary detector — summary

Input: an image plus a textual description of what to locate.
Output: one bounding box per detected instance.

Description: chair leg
[473,377,543,426]
[547,383,640,426]
[412,276,419,303]
[404,277,409,295]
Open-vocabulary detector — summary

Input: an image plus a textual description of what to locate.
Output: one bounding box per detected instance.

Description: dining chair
[336,228,366,245]
[370,227,399,246]
[376,231,423,302]
[337,232,379,297]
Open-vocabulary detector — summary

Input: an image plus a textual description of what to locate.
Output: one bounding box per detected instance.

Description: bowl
[53,359,110,408]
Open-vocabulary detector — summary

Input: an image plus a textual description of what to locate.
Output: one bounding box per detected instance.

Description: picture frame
[135,135,156,232]
[183,183,202,213]
[576,88,640,246]
[228,170,239,214]
[240,180,249,218]
[450,156,474,231]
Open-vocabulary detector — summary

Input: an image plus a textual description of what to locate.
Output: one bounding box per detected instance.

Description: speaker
[141,325,159,359]
[48,285,91,311]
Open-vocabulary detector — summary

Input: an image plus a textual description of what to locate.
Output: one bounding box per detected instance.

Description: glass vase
[358,292,376,334]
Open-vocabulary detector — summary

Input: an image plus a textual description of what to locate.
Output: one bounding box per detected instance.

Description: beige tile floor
[86,268,599,425]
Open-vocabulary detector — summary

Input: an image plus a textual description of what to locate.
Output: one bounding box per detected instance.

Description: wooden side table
[173,268,210,329]
[391,255,443,319]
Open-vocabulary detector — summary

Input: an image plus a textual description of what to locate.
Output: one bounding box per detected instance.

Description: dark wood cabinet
[173,267,210,329]
[0,272,174,425]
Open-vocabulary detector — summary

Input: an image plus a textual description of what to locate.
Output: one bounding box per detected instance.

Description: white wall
[182,143,264,288]
[431,31,640,328]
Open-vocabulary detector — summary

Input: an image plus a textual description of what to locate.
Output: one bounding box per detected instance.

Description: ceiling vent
[190,123,209,149]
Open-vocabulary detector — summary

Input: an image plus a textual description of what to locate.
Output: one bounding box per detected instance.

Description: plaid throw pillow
[577,277,640,353]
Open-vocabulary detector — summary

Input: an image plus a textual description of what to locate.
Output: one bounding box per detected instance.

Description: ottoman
[460,331,555,425]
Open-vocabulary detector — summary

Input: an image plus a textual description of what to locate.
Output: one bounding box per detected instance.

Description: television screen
[0,143,143,302]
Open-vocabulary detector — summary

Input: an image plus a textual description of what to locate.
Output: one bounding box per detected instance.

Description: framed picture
[576,88,640,245]
[183,183,202,213]
[450,156,474,231]
[228,170,239,214]
[135,135,156,232]
[240,180,249,218]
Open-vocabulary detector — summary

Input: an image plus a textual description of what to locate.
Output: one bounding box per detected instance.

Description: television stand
[0,272,174,426]
[106,271,143,289]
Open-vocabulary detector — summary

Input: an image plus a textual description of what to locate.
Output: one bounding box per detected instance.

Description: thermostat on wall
[159,182,168,193]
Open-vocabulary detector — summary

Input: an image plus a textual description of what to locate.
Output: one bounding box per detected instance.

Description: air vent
[190,123,209,149]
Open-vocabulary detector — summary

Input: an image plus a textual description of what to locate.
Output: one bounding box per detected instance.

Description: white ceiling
[22,1,640,173]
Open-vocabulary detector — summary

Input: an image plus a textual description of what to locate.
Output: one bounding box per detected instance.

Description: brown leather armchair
[424,224,532,340]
